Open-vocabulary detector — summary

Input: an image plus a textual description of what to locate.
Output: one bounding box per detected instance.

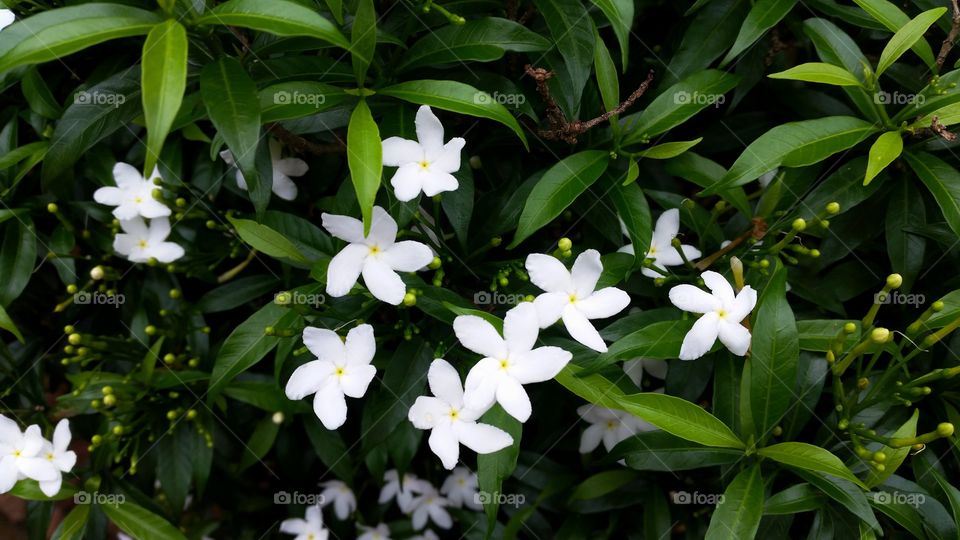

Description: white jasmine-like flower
[358,523,392,540]
[408,359,513,470]
[322,206,433,305]
[93,163,171,220]
[113,217,185,263]
[455,302,572,422]
[668,271,757,360]
[410,530,440,540]
[410,486,452,530]
[525,249,630,352]
[618,209,701,278]
[285,324,377,430]
[622,359,667,389]
[37,419,76,497]
[221,139,307,201]
[0,417,58,494]
[440,467,481,510]
[378,470,428,513]
[577,405,656,453]
[280,504,328,540]
[0,9,15,31]
[319,480,356,520]
[382,105,465,201]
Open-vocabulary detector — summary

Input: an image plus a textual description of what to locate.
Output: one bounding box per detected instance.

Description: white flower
[221,139,307,201]
[322,206,433,305]
[280,504,328,540]
[37,420,76,497]
[619,209,701,278]
[668,271,757,360]
[0,9,15,31]
[408,359,514,470]
[93,163,171,220]
[410,530,440,540]
[410,485,452,530]
[758,168,778,188]
[577,405,656,453]
[378,470,428,513]
[525,249,630,352]
[285,324,378,430]
[440,467,480,510]
[113,217,185,263]
[382,105,465,201]
[622,359,667,389]
[455,302,572,422]
[0,417,58,494]
[358,523,391,540]
[319,480,355,520]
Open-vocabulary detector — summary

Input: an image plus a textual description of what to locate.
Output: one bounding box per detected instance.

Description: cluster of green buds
[766,202,839,264]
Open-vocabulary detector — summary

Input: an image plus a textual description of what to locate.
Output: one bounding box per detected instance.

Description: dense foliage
[2,0,960,538]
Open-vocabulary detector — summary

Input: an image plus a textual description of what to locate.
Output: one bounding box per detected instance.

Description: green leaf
[0,303,23,342]
[156,423,195,513]
[796,470,881,532]
[864,409,918,488]
[508,150,609,248]
[720,0,798,66]
[533,0,594,107]
[904,151,960,237]
[608,177,651,265]
[702,116,878,194]
[0,4,162,73]
[797,320,860,351]
[100,500,188,540]
[238,414,280,470]
[590,0,634,68]
[9,480,77,501]
[378,79,527,147]
[764,484,826,515]
[141,20,188,175]
[304,420,355,483]
[853,0,937,69]
[863,131,903,185]
[758,442,867,488]
[195,0,350,51]
[0,218,37,307]
[351,0,376,84]
[51,504,89,540]
[359,340,432,449]
[201,58,267,216]
[347,99,381,235]
[885,180,925,291]
[749,263,799,444]
[398,17,550,71]
[705,465,764,540]
[584,320,702,372]
[593,33,619,115]
[666,0,748,84]
[632,138,702,159]
[768,62,862,86]
[663,153,752,217]
[227,215,309,265]
[802,18,878,120]
[477,403,522,531]
[876,8,946,76]
[609,431,743,471]
[259,82,349,123]
[568,470,637,501]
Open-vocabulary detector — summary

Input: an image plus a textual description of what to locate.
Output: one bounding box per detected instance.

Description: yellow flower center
[335,367,346,377]
[717,309,727,319]
[138,240,148,248]
[448,409,459,420]
[499,359,509,370]
[369,245,380,255]
[458,478,466,485]
[13,450,21,457]
[134,196,143,203]
[46,453,55,461]
[419,160,430,169]
[648,246,657,255]
[568,294,577,303]
[606,420,616,429]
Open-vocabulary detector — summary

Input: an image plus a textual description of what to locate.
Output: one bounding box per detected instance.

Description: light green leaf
[853,0,937,69]
[195,0,350,51]
[632,138,702,160]
[705,465,764,540]
[569,470,637,501]
[347,99,381,235]
[903,151,960,237]
[0,302,23,342]
[590,0,633,69]
[865,409,918,488]
[10,480,77,501]
[141,20,188,175]
[100,500,188,540]
[51,504,89,540]
[769,62,862,86]
[720,0,798,66]
[226,215,309,265]
[593,32,619,115]
[759,442,867,488]
[864,131,903,185]
[876,8,946,76]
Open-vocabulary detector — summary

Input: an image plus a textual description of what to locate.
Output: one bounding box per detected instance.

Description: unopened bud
[843,322,857,334]
[272,411,284,424]
[826,202,840,215]
[886,274,903,289]
[937,422,955,437]
[90,266,105,280]
[402,293,417,307]
[870,328,890,343]
[558,237,572,251]
[792,218,806,231]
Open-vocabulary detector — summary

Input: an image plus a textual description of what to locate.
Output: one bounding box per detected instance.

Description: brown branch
[694,217,768,272]
[932,115,958,141]
[266,124,345,155]
[937,0,960,72]
[525,65,655,144]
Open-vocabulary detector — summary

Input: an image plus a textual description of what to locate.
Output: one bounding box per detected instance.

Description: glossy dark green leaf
[478,403,522,531]
[885,181,926,291]
[238,414,280,470]
[141,20,188,175]
[720,0,798,66]
[904,151,960,237]
[100,500,188,540]
[195,0,350,51]
[666,0,748,84]
[608,431,743,471]
[705,465,764,540]
[854,0,937,69]
[768,62,862,86]
[351,0,376,84]
[259,82,349,122]
[50,504,89,540]
[590,0,633,68]
[758,442,866,488]
[346,99,381,234]
[227,215,310,266]
[608,176,651,265]
[398,17,550,71]
[0,218,36,307]
[764,483,825,515]
[533,0,594,107]
[876,8,946,76]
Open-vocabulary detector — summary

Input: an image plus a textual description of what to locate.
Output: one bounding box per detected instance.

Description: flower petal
[341,364,377,398]
[421,171,458,197]
[453,316,507,359]
[362,257,406,305]
[313,380,348,429]
[701,271,735,306]
[382,136,423,166]
[729,286,758,322]
[718,320,752,356]
[462,358,499,412]
[668,284,720,314]
[149,242,185,263]
[272,173,298,201]
[345,324,376,366]
[429,505,453,529]
[454,421,513,454]
[382,241,433,272]
[285,360,334,400]
[0,10,15,30]
[428,425,460,469]
[532,292,568,327]
[325,243,368,297]
[570,249,603,297]
[432,137,465,173]
[679,312,720,361]
[302,327,346,361]
[390,163,425,202]
[40,475,62,497]
[579,424,604,453]
[651,209,680,249]
[561,306,607,352]
[495,377,531,422]
[322,213,366,244]
[0,458,16,493]
[113,162,143,188]
[52,420,71,452]
[525,254,571,293]
[576,287,630,319]
[510,346,571,384]
[277,157,309,177]
[17,457,58,482]
[427,358,464,408]
[503,302,539,353]
[415,106,445,153]
[369,206,398,247]
[138,199,172,219]
[93,186,123,206]
[409,396,447,429]
[279,518,307,535]
[642,358,668,380]
[0,415,21,442]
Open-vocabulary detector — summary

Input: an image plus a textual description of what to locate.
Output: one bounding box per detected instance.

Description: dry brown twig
[524,65,655,144]
[936,0,960,72]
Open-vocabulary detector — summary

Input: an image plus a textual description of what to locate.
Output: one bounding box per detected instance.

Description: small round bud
[653,277,666,287]
[792,218,807,231]
[102,386,113,395]
[886,274,903,289]
[933,300,945,312]
[772,426,783,437]
[428,257,442,270]
[819,219,830,228]
[561,250,572,258]
[66,284,78,294]
[90,265,107,281]
[186,409,198,420]
[91,435,102,445]
[169,289,182,300]
[498,277,509,287]
[681,199,695,210]
[402,293,417,307]
[63,346,75,355]
[874,463,886,472]
[68,333,82,346]
[937,422,955,437]
[843,322,857,334]
[826,202,840,215]
[90,399,101,409]
[188,358,199,368]
[166,410,178,420]
[47,202,59,213]
[870,328,890,343]
[275,291,292,305]
[145,325,157,336]
[558,238,573,251]
[112,425,123,435]
[838,419,849,430]
[163,353,176,365]
[264,326,275,336]
[77,347,89,357]
[202,326,211,334]
[63,325,75,334]
[857,377,869,390]
[809,249,821,258]
[759,259,770,268]
[175,197,186,208]
[272,411,284,424]
[826,350,835,363]
[469,155,482,169]
[524,294,535,302]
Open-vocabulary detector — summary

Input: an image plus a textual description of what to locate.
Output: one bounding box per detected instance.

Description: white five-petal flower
[113,217,185,263]
[410,485,453,530]
[37,419,76,497]
[440,467,481,510]
[280,504,328,540]
[322,206,433,305]
[221,139,308,201]
[379,470,429,513]
[619,209,702,278]
[319,480,356,520]
[0,9,15,31]
[93,163,171,220]
[408,359,513,470]
[577,405,656,454]
[525,249,630,352]
[0,417,58,494]
[622,358,667,390]
[455,303,572,422]
[357,523,392,540]
[668,271,757,360]
[382,105,465,201]
[285,324,378,430]
[410,530,440,540]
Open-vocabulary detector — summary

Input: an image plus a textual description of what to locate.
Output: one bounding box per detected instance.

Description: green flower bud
[145,325,157,336]
[166,410,178,420]
[428,257,442,270]
[63,325,75,334]
[870,328,890,343]
[933,300,945,312]
[186,409,198,420]
[112,425,123,435]
[188,358,199,368]
[826,202,840,215]
[169,289,182,299]
[272,411,284,424]
[937,422,955,437]
[843,322,857,334]
[175,197,186,208]
[264,326,275,336]
[90,266,105,280]
[102,386,113,395]
[402,293,417,307]
[68,333,82,346]
[91,399,101,409]
[792,218,807,231]
[66,284,78,294]
[489,236,502,247]
[91,435,102,445]
[809,249,821,258]
[275,291,292,305]
[47,202,59,213]
[163,353,176,365]
[558,237,573,251]
[886,274,903,289]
